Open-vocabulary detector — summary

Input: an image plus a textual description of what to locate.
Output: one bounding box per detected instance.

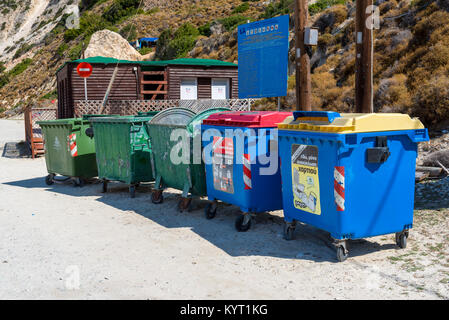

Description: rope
[99,0,146,113]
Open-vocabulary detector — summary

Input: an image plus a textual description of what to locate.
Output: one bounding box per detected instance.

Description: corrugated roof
[57,56,237,73]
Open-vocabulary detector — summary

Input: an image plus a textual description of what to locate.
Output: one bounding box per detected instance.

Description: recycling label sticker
[212,137,234,194]
[291,144,321,215]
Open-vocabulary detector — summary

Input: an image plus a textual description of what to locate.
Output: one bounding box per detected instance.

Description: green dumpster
[147,107,230,211]
[90,113,158,198]
[38,118,98,187]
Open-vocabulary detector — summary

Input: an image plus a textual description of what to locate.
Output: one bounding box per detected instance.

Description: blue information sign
[238,15,290,99]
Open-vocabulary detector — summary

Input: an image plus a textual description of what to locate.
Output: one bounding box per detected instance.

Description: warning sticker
[291,144,321,215]
[212,137,234,194]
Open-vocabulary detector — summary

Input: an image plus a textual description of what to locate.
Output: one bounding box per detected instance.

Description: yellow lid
[278,112,425,133]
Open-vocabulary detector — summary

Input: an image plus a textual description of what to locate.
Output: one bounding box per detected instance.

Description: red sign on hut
[76,62,92,100]
[76,62,93,78]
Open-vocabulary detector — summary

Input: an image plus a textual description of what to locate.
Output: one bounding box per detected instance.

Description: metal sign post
[84,78,88,101]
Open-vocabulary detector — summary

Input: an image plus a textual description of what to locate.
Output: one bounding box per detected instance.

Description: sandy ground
[0,119,448,300]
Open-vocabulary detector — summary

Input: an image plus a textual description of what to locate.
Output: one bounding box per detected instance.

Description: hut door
[212,78,230,100]
[180,78,198,100]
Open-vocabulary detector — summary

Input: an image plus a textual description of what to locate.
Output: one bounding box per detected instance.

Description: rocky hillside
[1,0,448,130]
[0,0,267,115]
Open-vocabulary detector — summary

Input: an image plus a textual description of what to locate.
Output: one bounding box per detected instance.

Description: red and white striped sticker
[69,133,78,157]
[243,153,252,190]
[334,166,345,211]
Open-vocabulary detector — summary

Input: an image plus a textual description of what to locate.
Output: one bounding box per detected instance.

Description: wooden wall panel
[167,66,238,100]
[69,64,139,101]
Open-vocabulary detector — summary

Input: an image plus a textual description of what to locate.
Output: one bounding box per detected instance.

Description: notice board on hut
[237,14,290,99]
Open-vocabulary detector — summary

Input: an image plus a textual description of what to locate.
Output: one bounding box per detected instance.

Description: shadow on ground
[2,142,30,158]
[414,177,449,210]
[4,176,403,263]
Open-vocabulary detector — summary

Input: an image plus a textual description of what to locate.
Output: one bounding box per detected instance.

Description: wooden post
[355,0,374,113]
[294,0,311,111]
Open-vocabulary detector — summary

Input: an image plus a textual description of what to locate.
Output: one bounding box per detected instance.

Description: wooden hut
[56,56,238,118]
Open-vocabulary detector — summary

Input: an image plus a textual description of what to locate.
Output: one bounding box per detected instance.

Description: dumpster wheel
[102,180,108,193]
[151,190,164,204]
[178,197,192,212]
[283,222,296,241]
[235,214,251,232]
[204,202,218,220]
[336,245,349,262]
[129,185,136,198]
[395,231,408,249]
[72,177,85,187]
[45,174,55,186]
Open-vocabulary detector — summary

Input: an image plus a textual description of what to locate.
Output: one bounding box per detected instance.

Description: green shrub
[80,0,108,11]
[198,22,211,37]
[69,42,84,60]
[138,47,153,55]
[119,24,137,41]
[146,7,160,14]
[259,0,293,19]
[0,75,9,89]
[57,43,68,56]
[155,23,199,60]
[102,0,140,24]
[232,3,249,14]
[309,0,347,16]
[41,90,58,100]
[9,58,33,77]
[13,43,34,60]
[64,28,83,42]
[218,15,250,31]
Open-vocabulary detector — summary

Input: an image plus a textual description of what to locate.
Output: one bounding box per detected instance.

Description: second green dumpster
[90,113,158,198]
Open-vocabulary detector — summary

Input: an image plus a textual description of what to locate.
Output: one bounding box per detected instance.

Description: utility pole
[294,0,311,111]
[355,0,374,113]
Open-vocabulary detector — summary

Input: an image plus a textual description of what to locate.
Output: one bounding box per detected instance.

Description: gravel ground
[0,119,448,300]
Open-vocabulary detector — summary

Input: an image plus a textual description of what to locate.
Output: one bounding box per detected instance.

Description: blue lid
[293,111,341,123]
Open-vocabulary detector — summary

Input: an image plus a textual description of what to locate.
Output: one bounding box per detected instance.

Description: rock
[422,150,449,168]
[210,22,225,36]
[84,29,143,61]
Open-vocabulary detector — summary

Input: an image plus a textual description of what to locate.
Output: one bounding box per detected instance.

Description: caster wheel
[284,223,295,241]
[235,215,251,232]
[129,185,136,198]
[102,181,108,193]
[204,203,217,220]
[45,174,54,186]
[396,232,408,249]
[151,190,163,204]
[336,245,349,262]
[178,198,192,212]
[72,178,85,187]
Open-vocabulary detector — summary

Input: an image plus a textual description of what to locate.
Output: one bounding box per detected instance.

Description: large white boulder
[84,29,143,61]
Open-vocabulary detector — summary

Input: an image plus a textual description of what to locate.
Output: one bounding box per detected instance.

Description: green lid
[82,114,120,120]
[186,108,231,134]
[89,115,155,123]
[37,118,89,126]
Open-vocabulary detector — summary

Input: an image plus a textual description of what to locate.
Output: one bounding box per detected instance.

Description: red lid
[202,111,292,128]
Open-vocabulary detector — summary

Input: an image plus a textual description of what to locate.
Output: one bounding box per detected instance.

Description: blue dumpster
[278,111,429,261]
[201,111,292,231]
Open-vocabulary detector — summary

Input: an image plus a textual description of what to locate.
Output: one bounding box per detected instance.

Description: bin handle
[132,143,148,151]
[293,111,341,123]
